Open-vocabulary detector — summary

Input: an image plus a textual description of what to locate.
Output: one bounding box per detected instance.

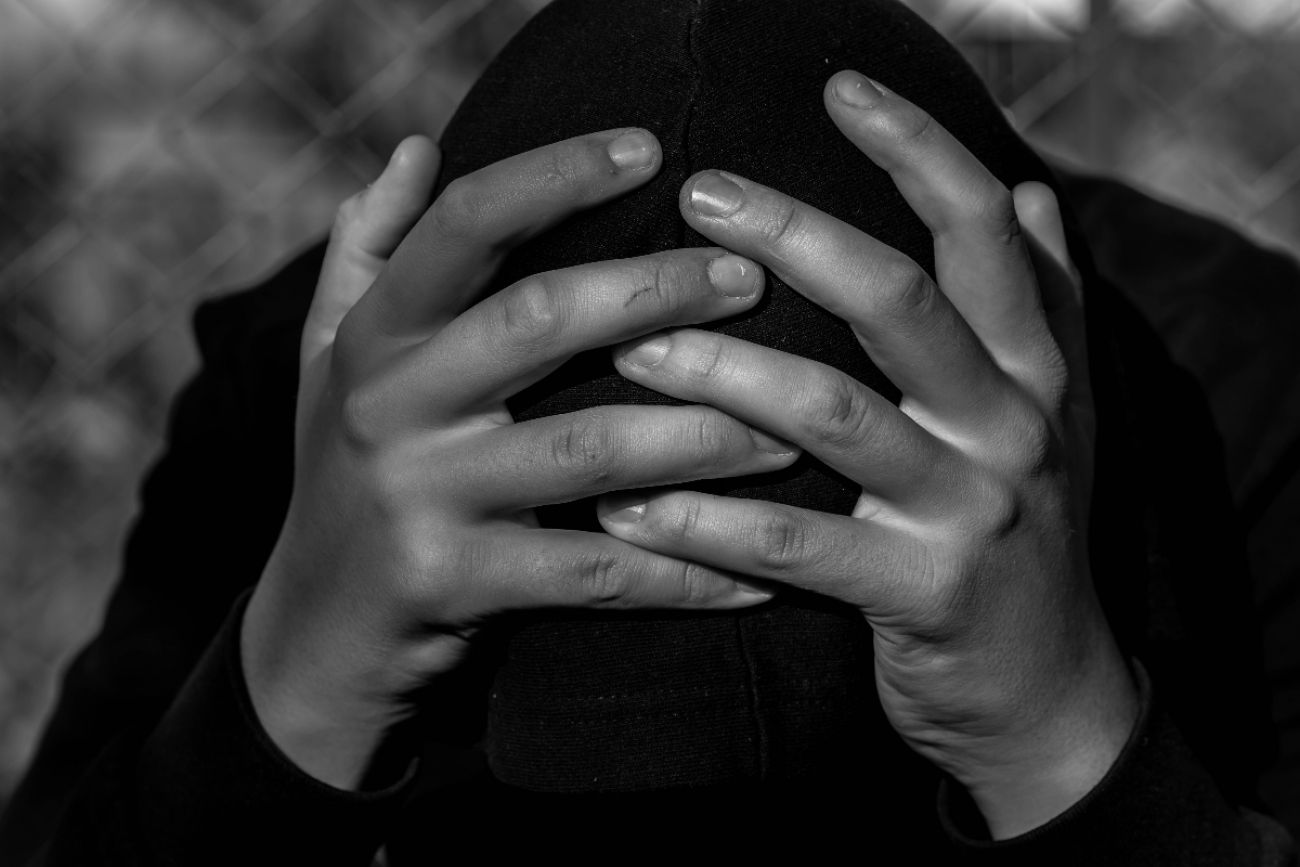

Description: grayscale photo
[1,0,1298,862]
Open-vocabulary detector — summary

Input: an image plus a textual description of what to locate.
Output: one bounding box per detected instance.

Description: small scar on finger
[624,284,656,307]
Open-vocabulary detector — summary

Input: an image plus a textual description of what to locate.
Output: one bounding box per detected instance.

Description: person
[0,0,1295,863]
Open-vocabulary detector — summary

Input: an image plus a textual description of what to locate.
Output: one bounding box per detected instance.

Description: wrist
[243,532,478,788]
[957,639,1140,839]
[239,571,437,790]
[239,589,395,789]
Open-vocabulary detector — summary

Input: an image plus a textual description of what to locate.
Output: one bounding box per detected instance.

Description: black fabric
[429,0,1147,794]
[42,591,410,866]
[1061,170,1300,829]
[938,664,1278,866]
[1,0,1296,863]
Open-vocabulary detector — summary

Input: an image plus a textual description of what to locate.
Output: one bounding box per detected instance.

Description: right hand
[240,129,796,789]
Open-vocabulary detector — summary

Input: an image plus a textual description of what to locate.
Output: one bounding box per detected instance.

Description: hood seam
[683,0,771,783]
[680,0,703,254]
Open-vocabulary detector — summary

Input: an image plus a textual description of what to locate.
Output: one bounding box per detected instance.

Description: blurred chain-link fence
[2,0,1299,802]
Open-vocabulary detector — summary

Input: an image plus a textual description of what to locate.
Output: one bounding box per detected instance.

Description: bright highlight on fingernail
[749,428,796,456]
[604,498,646,525]
[834,72,882,109]
[708,254,758,298]
[608,131,655,170]
[733,581,775,601]
[690,173,744,217]
[622,335,670,367]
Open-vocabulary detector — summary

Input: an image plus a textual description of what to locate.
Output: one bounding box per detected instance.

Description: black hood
[431,0,1118,793]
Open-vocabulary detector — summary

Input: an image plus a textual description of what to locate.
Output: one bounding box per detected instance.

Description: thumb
[1012,181,1081,313]
[1013,181,1087,374]
[303,135,441,371]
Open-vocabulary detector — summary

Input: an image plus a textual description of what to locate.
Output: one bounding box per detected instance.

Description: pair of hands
[241,71,1137,837]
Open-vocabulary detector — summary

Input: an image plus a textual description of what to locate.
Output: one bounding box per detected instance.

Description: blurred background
[2,0,1300,807]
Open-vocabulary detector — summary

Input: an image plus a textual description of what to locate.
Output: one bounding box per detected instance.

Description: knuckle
[803,373,878,450]
[891,104,937,147]
[970,186,1022,248]
[431,177,486,241]
[681,334,731,384]
[663,495,705,546]
[985,393,1062,480]
[677,561,717,606]
[969,472,1023,542]
[878,261,937,324]
[686,409,733,461]
[650,256,693,310]
[754,510,812,572]
[1009,403,1059,479]
[541,142,588,196]
[551,415,618,485]
[759,195,807,257]
[497,277,563,353]
[578,550,633,605]
[338,383,389,451]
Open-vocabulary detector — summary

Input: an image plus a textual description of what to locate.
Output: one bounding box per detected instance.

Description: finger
[305,136,440,370]
[348,128,662,343]
[824,72,1058,388]
[679,169,1008,428]
[613,328,957,510]
[413,249,763,419]
[1012,183,1076,293]
[1013,182,1082,332]
[1014,182,1086,408]
[468,528,773,612]
[596,489,921,612]
[443,405,798,512]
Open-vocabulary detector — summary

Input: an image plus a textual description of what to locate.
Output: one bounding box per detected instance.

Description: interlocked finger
[597,491,923,612]
[409,249,763,420]
[615,329,958,510]
[469,528,772,612]
[679,169,1011,429]
[341,128,663,351]
[441,405,798,512]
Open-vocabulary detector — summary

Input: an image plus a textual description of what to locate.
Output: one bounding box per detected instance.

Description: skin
[242,71,1138,840]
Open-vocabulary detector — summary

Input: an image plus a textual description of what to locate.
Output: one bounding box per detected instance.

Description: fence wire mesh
[2,0,1298,800]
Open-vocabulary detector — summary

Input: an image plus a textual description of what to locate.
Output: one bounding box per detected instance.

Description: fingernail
[708,254,759,298]
[621,335,670,367]
[750,428,796,455]
[732,580,775,602]
[690,173,744,217]
[608,131,655,171]
[603,494,647,525]
[834,72,883,109]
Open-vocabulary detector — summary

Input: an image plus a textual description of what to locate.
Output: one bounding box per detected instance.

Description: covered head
[428,0,1120,796]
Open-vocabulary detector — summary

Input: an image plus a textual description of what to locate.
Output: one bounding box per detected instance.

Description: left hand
[597,71,1138,838]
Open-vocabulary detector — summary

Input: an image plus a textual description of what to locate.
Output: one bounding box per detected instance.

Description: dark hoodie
[1,0,1295,864]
